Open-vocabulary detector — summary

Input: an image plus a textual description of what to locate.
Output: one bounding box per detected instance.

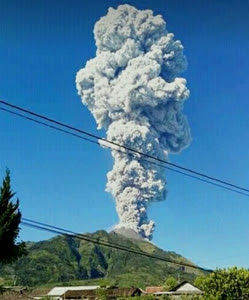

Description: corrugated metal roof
[170,281,202,292]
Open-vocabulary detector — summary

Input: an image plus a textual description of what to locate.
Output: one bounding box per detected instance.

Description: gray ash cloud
[76,5,191,240]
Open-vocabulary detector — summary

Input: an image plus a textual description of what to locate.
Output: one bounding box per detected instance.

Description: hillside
[0,230,204,287]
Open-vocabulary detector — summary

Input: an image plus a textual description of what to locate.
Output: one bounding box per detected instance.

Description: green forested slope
[0,230,203,287]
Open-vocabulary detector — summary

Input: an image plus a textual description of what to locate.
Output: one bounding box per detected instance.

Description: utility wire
[1,106,249,197]
[0,107,99,146]
[22,218,247,277]
[22,219,242,277]
[2,102,246,274]
[1,100,249,194]
[22,217,213,273]
[1,102,249,197]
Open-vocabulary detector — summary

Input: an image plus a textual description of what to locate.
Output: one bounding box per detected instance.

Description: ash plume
[76,4,191,240]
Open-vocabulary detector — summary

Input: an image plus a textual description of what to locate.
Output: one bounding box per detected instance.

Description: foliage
[0,285,5,294]
[120,296,204,300]
[160,296,171,300]
[194,276,206,291]
[118,296,155,300]
[177,296,204,300]
[163,276,178,291]
[194,267,249,300]
[96,287,109,300]
[0,170,26,264]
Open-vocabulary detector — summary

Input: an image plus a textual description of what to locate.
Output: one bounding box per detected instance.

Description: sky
[0,0,249,270]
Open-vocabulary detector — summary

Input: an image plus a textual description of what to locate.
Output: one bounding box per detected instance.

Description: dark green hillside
[0,230,204,287]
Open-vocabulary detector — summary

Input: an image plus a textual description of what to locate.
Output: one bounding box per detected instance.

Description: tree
[193,276,207,291]
[96,288,108,300]
[178,296,204,300]
[163,276,178,291]
[194,267,249,300]
[0,169,26,263]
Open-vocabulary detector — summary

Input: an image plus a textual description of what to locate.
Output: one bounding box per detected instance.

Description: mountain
[0,230,204,287]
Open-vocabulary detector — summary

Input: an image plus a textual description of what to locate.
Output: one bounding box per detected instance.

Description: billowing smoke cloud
[76,4,191,240]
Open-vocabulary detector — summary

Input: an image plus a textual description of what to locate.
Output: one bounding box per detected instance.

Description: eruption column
[76,5,191,240]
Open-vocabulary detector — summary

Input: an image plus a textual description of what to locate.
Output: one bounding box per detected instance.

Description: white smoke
[76,4,191,240]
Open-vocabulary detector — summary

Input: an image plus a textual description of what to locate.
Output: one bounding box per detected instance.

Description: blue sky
[0,0,249,270]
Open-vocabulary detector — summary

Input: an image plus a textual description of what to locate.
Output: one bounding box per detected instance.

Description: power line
[1,101,246,274]
[1,100,249,197]
[22,218,245,277]
[1,100,249,193]
[22,217,213,274]
[0,107,99,146]
[1,106,249,197]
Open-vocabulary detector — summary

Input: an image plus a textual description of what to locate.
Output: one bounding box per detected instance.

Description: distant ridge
[0,230,205,287]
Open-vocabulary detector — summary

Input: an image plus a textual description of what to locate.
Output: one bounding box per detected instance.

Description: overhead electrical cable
[1,107,249,197]
[1,100,249,197]
[0,107,99,146]
[22,217,213,273]
[22,218,241,277]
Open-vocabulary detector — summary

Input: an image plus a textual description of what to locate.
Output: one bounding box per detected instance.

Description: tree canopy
[163,276,178,291]
[195,267,249,300]
[0,169,26,264]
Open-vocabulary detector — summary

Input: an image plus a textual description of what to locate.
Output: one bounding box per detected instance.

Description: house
[29,288,51,299]
[62,289,96,299]
[104,287,143,298]
[61,287,143,299]
[47,286,143,300]
[47,286,100,300]
[153,281,203,298]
